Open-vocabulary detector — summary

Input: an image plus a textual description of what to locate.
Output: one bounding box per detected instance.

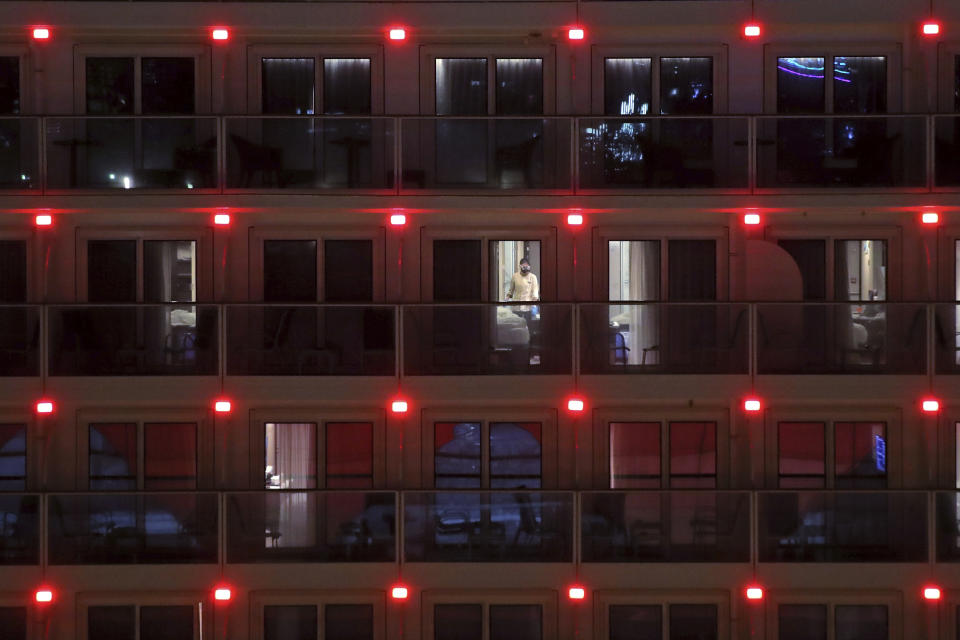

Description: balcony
[0,115,957,194]
[0,306,40,376]
[0,494,39,565]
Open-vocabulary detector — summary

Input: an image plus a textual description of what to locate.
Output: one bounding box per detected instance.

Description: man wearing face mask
[506,257,539,304]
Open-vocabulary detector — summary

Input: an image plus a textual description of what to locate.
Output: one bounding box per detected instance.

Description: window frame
[251,589,386,640]
[938,410,960,489]
[592,225,729,301]
[764,589,901,640]
[0,408,34,491]
[763,406,901,489]
[76,408,213,491]
[592,407,730,489]
[594,589,730,640]
[0,228,36,303]
[246,44,384,115]
[419,45,557,115]
[936,590,960,640]
[73,44,211,114]
[936,225,960,301]
[590,44,729,115]
[249,225,387,302]
[936,42,960,112]
[0,45,31,114]
[0,592,37,640]
[77,591,211,640]
[763,43,902,114]
[763,224,902,301]
[421,407,558,489]
[249,408,386,490]
[422,589,557,640]
[75,227,213,302]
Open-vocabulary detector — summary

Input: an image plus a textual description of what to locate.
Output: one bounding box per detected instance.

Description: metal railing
[2,115,959,194]
[4,302,960,377]
[1,490,956,566]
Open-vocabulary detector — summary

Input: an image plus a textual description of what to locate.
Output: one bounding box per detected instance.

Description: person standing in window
[506,257,540,304]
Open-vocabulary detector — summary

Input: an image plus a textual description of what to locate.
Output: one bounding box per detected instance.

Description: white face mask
[520,265,531,274]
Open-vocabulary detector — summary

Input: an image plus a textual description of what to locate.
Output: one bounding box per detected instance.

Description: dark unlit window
[433,239,482,301]
[262,58,315,115]
[263,240,317,302]
[264,605,317,640]
[144,422,197,490]
[659,57,712,115]
[0,240,27,302]
[778,604,827,640]
[668,604,717,640]
[835,605,887,640]
[0,57,19,114]
[0,424,27,490]
[142,57,195,114]
[834,422,887,488]
[489,605,541,640]
[609,605,661,640]
[667,240,716,301]
[325,422,374,488]
[88,240,137,302]
[669,422,716,488]
[86,58,135,115]
[89,423,137,490]
[325,604,374,640]
[609,422,660,488]
[324,239,373,302]
[435,604,482,640]
[778,422,826,488]
[323,58,371,115]
[495,59,543,115]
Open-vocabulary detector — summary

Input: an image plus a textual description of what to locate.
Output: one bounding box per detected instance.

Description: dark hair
[519,257,530,265]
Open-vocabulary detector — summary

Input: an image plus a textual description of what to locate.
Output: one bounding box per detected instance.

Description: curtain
[604,58,652,116]
[608,241,659,365]
[435,58,487,115]
[262,58,315,115]
[833,56,887,114]
[495,58,542,115]
[323,58,371,115]
[271,422,317,550]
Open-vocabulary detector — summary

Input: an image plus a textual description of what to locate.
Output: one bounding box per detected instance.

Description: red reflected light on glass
[568,586,586,600]
[567,213,584,226]
[34,588,53,604]
[390,214,407,226]
[743,213,761,226]
[214,400,232,413]
[923,586,941,600]
[36,400,54,415]
[391,586,409,600]
[743,24,761,38]
[213,213,231,226]
[214,587,232,602]
[922,22,941,36]
[567,398,585,413]
[567,28,585,41]
[32,27,50,41]
[922,398,940,413]
[391,399,409,414]
[388,27,407,41]
[743,398,762,412]
[746,586,764,601]
[211,28,229,41]
[35,214,52,227]
[921,212,939,225]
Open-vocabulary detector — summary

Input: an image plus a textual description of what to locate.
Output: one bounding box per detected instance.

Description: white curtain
[609,241,659,364]
[270,422,317,549]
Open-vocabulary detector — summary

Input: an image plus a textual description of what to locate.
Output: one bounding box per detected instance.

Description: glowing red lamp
[746,586,764,601]
[923,586,941,600]
[921,398,940,413]
[567,398,585,413]
[210,28,229,41]
[566,213,584,226]
[743,213,761,226]
[214,400,232,413]
[213,213,231,226]
[35,214,53,227]
[214,587,232,602]
[921,212,939,225]
[388,27,407,41]
[743,398,762,413]
[391,585,409,600]
[922,22,941,36]
[743,24,761,38]
[568,586,586,600]
[567,27,585,41]
[32,27,50,40]
[390,213,407,226]
[34,588,53,604]
[35,400,54,415]
[391,399,409,414]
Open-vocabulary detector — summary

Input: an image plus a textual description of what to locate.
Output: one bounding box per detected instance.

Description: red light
[746,586,764,601]
[211,28,229,41]
[214,400,232,413]
[32,27,50,40]
[922,22,940,36]
[566,213,583,226]
[743,24,761,38]
[568,586,586,600]
[567,28,585,41]
[35,214,52,227]
[388,27,406,41]
[567,398,585,413]
[390,214,407,226]
[214,213,231,226]
[214,587,232,602]
[923,586,941,600]
[743,213,761,226]
[743,398,762,412]
[391,586,409,600]
[921,212,939,225]
[34,588,53,604]
[391,399,409,414]
[35,400,54,415]
[922,399,940,413]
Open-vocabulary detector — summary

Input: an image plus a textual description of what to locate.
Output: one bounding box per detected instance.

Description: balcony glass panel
[400,118,572,191]
[225,117,395,190]
[404,491,573,562]
[226,305,395,376]
[756,116,926,188]
[0,306,40,376]
[580,491,750,562]
[0,494,39,565]
[935,491,960,562]
[578,117,749,190]
[756,303,926,374]
[757,491,927,562]
[45,117,217,190]
[403,304,573,375]
[226,491,396,563]
[936,116,960,187]
[0,118,39,190]
[579,303,749,374]
[48,305,219,376]
[47,493,218,564]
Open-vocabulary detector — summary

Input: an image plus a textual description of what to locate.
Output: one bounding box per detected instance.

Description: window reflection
[0,424,26,490]
[86,58,135,115]
[262,58,315,115]
[495,59,542,115]
[435,422,481,488]
[436,58,487,115]
[89,423,137,490]
[833,56,887,114]
[835,605,888,640]
[777,57,826,113]
[659,57,712,115]
[834,422,886,488]
[609,422,660,488]
[604,58,652,116]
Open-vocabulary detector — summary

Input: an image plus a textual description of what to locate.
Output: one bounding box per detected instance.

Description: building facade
[0,0,960,638]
